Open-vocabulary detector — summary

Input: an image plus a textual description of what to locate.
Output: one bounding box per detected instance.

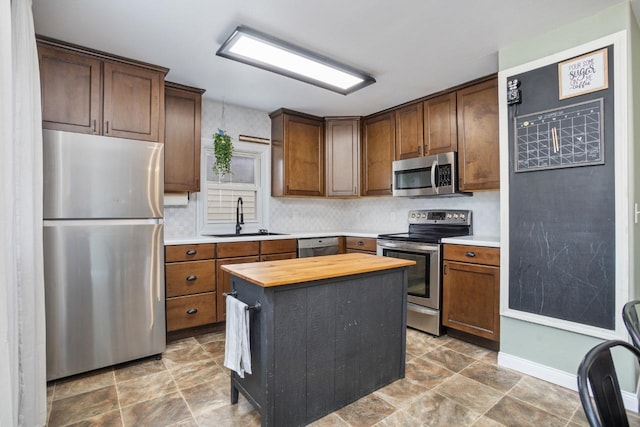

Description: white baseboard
[498,352,639,413]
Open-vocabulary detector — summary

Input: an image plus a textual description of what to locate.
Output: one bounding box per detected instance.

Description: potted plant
[212,128,233,176]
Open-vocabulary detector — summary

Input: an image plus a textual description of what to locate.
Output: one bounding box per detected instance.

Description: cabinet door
[216,256,260,322]
[103,61,162,142]
[395,103,424,160]
[284,114,325,196]
[457,79,499,191]
[326,118,360,197]
[38,44,102,134]
[442,260,500,341]
[361,112,395,196]
[423,92,457,155]
[164,84,203,192]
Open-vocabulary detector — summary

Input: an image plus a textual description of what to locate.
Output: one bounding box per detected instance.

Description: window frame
[197,140,270,235]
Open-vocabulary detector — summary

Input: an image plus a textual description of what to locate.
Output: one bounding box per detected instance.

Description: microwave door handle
[431,160,438,194]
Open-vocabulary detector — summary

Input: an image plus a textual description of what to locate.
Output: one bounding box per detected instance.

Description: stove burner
[378,209,472,243]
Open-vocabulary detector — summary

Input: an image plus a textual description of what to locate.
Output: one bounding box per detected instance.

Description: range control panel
[407,209,472,226]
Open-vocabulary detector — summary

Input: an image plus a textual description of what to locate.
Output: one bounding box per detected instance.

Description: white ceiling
[32,0,626,117]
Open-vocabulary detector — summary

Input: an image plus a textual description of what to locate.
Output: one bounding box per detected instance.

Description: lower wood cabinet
[165,243,216,332]
[215,241,261,322]
[166,293,216,332]
[260,239,297,261]
[166,239,301,334]
[345,236,377,255]
[442,244,500,342]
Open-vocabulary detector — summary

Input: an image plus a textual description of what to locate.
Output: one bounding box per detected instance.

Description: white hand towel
[224,296,252,378]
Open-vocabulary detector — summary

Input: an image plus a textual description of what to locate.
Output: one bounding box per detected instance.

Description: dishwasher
[297,237,340,258]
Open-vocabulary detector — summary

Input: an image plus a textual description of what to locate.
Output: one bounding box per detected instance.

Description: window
[198,141,270,235]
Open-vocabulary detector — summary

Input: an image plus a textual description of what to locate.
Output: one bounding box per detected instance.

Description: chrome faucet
[235,197,244,235]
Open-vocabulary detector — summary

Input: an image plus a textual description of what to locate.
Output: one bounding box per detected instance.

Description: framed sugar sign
[558,48,608,99]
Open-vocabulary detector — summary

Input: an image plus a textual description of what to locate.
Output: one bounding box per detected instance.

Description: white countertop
[440,235,500,248]
[165,230,388,245]
[166,232,500,247]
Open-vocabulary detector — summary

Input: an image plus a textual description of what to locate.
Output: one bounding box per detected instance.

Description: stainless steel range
[377,209,472,336]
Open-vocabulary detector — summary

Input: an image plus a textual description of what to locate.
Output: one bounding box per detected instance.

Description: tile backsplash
[165,99,501,239]
[269,191,500,235]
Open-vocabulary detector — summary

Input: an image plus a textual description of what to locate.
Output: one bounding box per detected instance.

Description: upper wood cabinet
[457,78,499,191]
[102,61,163,141]
[37,37,168,142]
[394,103,424,160]
[164,82,205,192]
[361,111,395,196]
[270,109,325,197]
[423,92,458,155]
[326,117,360,197]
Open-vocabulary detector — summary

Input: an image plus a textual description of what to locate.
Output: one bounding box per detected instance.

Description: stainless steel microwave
[392,152,469,197]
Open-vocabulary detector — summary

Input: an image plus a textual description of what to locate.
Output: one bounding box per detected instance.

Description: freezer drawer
[43,220,165,380]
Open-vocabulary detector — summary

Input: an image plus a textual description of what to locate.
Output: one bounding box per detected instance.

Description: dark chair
[623,300,640,349]
[577,339,640,427]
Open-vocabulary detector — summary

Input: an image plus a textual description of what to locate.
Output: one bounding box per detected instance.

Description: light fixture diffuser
[216,26,375,95]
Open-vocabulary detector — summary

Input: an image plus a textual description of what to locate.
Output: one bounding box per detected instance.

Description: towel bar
[223,291,261,312]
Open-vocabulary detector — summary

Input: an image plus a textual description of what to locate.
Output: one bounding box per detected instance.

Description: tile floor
[46,328,640,427]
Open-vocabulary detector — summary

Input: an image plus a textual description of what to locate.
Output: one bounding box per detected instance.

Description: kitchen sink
[207,232,288,238]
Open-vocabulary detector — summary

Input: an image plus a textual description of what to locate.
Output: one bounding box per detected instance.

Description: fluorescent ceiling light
[216,26,375,95]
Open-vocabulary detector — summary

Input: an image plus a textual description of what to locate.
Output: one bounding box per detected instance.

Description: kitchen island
[222,253,415,427]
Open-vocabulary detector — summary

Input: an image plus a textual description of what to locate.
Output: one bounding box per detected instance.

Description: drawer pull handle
[186,275,197,281]
[186,249,197,255]
[186,308,198,315]
[465,251,476,257]
[357,241,364,246]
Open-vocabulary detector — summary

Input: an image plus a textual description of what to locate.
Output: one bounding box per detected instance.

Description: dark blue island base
[225,266,409,427]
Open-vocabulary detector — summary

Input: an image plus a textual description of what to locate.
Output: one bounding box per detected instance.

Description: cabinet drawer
[345,237,377,252]
[444,244,499,266]
[217,241,260,258]
[260,239,297,255]
[165,244,215,262]
[166,293,216,332]
[346,248,376,255]
[165,260,215,297]
[260,252,297,262]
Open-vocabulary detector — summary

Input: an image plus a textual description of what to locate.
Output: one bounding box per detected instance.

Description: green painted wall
[499,1,639,393]
[631,7,640,309]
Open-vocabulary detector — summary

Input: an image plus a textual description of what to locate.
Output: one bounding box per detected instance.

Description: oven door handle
[377,240,440,253]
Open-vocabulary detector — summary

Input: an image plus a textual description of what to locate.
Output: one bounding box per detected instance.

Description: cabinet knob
[92,120,97,133]
[105,121,109,134]
[186,275,197,281]
[186,308,198,315]
[186,249,197,255]
[357,241,364,246]
[465,251,476,257]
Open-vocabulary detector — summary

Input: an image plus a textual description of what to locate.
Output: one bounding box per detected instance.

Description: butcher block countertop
[221,253,415,288]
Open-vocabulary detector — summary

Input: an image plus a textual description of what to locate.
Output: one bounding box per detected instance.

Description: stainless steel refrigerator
[43,129,165,381]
